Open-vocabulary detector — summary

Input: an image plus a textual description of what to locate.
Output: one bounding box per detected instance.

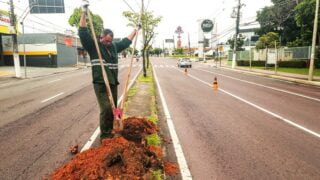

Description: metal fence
[228,46,317,62]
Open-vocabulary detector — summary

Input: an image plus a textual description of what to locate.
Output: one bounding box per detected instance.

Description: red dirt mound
[121,117,158,143]
[164,161,179,176]
[51,137,163,179]
[148,145,163,159]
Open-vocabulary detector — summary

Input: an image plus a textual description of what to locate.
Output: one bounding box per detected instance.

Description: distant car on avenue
[177,58,192,68]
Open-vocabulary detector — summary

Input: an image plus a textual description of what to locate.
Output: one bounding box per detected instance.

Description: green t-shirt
[78,27,132,85]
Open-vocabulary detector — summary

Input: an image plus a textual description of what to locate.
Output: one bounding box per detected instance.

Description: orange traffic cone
[184,68,188,75]
[213,77,218,91]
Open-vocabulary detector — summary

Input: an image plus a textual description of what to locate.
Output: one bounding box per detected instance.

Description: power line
[0,0,9,4]
[13,4,70,31]
[122,0,138,13]
[133,0,141,10]
[145,0,152,12]
[24,24,59,33]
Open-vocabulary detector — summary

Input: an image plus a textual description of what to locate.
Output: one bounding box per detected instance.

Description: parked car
[177,58,192,68]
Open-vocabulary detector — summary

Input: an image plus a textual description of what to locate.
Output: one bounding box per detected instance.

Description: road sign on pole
[165,39,174,43]
[29,0,65,14]
[201,19,214,33]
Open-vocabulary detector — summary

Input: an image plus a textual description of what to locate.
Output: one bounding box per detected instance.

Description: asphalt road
[152,57,320,179]
[0,58,142,180]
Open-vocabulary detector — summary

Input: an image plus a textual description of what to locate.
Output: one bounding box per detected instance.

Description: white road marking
[175,68,320,139]
[40,92,64,103]
[81,68,142,152]
[153,65,193,179]
[196,68,320,103]
[47,79,62,84]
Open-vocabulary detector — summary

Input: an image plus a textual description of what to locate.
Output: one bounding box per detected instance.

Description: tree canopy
[256,0,318,47]
[68,8,104,36]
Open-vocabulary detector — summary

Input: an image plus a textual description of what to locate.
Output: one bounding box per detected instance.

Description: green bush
[236,60,308,68]
[236,60,265,66]
[278,61,306,68]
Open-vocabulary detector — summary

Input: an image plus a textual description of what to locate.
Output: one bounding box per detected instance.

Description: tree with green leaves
[291,0,317,47]
[255,32,279,49]
[227,34,245,51]
[153,48,163,56]
[174,48,184,55]
[126,47,139,56]
[68,8,104,36]
[256,0,300,45]
[123,11,161,76]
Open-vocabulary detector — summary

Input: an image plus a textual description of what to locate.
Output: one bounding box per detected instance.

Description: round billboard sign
[201,19,214,32]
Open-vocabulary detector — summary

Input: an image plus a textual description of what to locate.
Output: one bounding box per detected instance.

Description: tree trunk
[146,48,150,69]
[142,48,147,77]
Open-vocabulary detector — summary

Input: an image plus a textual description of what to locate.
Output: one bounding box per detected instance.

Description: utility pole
[9,0,21,78]
[141,0,146,76]
[188,33,191,56]
[308,0,319,81]
[231,0,241,69]
[162,40,165,57]
[172,35,176,49]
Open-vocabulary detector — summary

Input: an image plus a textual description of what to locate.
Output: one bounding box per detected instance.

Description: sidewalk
[0,65,88,85]
[200,60,320,87]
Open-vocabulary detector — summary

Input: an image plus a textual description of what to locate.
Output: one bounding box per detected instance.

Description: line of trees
[227,0,318,50]
[256,0,318,47]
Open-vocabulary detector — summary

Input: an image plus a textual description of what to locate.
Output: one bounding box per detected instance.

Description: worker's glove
[81,0,89,13]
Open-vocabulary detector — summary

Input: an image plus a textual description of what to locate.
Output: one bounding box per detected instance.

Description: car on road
[177,58,192,68]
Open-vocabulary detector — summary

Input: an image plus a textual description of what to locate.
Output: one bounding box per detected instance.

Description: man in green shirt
[79,1,138,139]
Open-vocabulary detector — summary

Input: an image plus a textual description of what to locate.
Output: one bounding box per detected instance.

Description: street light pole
[19,2,37,79]
[232,0,241,69]
[9,0,21,78]
[21,22,27,78]
[73,32,79,67]
[308,0,319,81]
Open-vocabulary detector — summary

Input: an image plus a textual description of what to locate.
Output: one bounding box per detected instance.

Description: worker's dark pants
[93,83,117,139]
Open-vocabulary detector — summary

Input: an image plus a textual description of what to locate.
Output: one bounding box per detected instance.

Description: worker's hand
[81,0,89,13]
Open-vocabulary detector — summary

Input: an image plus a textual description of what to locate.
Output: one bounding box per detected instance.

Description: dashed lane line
[40,92,64,103]
[174,67,320,139]
[47,79,62,84]
[196,68,320,103]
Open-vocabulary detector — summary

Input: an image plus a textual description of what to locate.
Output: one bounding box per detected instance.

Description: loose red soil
[52,137,162,179]
[50,117,177,179]
[164,161,180,176]
[121,117,158,143]
[148,145,163,159]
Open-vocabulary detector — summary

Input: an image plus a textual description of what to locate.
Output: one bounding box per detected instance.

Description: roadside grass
[226,60,320,76]
[253,67,320,76]
[151,170,163,180]
[138,73,152,83]
[170,55,197,58]
[124,85,137,116]
[146,133,161,146]
[124,64,164,178]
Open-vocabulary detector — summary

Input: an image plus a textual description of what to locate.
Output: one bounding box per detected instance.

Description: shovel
[86,10,123,131]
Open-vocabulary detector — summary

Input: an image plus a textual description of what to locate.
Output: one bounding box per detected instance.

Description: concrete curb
[219,66,320,87]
